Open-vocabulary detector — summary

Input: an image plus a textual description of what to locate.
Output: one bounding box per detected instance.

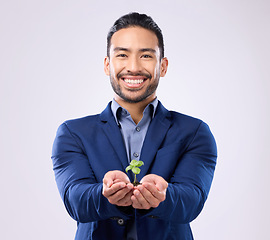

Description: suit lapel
[99,103,129,171]
[138,102,172,181]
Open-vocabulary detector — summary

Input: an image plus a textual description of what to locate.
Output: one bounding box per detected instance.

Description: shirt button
[133,152,139,158]
[117,218,125,225]
[135,126,140,132]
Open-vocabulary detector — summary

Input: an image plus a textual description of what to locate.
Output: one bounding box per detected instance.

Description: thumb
[103,176,113,188]
[156,181,168,192]
[156,182,164,191]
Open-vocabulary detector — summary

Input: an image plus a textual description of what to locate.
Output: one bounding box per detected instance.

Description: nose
[126,56,142,73]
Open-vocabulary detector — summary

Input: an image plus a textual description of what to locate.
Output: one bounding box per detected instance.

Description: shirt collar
[111,98,158,124]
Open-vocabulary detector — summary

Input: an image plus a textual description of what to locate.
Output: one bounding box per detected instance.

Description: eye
[141,54,152,59]
[116,54,127,58]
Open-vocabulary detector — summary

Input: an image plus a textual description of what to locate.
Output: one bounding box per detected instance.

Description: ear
[160,57,168,77]
[104,56,110,76]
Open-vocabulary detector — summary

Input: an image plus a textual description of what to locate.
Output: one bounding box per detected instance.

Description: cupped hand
[131,174,168,209]
[102,170,134,206]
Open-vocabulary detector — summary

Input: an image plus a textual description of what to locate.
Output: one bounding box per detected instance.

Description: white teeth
[124,79,144,84]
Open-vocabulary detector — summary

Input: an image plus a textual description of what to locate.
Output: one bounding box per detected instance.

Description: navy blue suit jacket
[52,101,217,240]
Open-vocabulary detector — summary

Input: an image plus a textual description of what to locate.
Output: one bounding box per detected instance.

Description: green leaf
[130,160,138,166]
[125,165,133,173]
[132,167,141,175]
[130,160,144,167]
[136,161,144,167]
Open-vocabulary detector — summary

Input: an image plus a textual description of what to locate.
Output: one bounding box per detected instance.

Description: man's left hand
[131,174,168,209]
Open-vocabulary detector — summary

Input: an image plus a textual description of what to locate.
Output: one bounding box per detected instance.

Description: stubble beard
[109,75,160,103]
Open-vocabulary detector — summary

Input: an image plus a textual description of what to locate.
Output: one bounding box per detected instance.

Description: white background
[1,0,269,239]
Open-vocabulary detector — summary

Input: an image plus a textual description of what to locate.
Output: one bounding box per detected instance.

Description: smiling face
[104,27,168,105]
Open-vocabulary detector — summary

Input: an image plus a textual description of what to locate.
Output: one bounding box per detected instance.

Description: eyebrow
[113,47,156,53]
[139,48,156,53]
[113,47,130,52]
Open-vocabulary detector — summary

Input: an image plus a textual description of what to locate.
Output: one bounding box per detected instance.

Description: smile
[123,79,145,84]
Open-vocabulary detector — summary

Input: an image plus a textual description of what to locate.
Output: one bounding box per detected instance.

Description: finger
[132,189,151,209]
[140,174,168,191]
[126,183,134,190]
[103,170,131,186]
[109,187,132,204]
[137,185,161,208]
[156,181,168,191]
[113,179,123,184]
[116,190,133,206]
[102,182,126,198]
[131,194,143,209]
[103,177,113,188]
[114,172,131,184]
[105,185,134,205]
[143,182,167,202]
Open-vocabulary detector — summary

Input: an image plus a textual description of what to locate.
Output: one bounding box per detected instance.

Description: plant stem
[134,174,137,184]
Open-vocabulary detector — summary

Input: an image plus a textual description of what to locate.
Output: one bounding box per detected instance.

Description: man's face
[104,27,168,104]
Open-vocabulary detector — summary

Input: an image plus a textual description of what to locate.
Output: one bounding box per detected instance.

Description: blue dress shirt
[111,98,158,167]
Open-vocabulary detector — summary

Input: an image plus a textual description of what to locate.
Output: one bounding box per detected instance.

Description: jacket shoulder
[169,110,203,128]
[64,114,100,126]
[167,110,215,144]
[58,114,102,135]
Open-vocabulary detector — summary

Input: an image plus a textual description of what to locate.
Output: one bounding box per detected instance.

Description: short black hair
[107,12,164,59]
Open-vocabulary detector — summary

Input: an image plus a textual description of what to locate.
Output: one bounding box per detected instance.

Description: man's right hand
[102,170,134,207]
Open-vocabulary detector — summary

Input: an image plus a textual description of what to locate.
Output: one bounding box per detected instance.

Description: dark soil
[133,181,141,186]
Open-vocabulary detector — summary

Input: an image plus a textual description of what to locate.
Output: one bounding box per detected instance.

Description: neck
[114,95,156,124]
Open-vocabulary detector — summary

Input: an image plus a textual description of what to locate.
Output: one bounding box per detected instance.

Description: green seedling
[125,160,144,185]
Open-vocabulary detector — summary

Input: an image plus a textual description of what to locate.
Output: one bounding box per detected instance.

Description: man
[52,12,217,240]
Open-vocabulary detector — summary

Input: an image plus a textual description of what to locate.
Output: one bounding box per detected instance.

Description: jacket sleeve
[139,121,217,223]
[51,122,131,223]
